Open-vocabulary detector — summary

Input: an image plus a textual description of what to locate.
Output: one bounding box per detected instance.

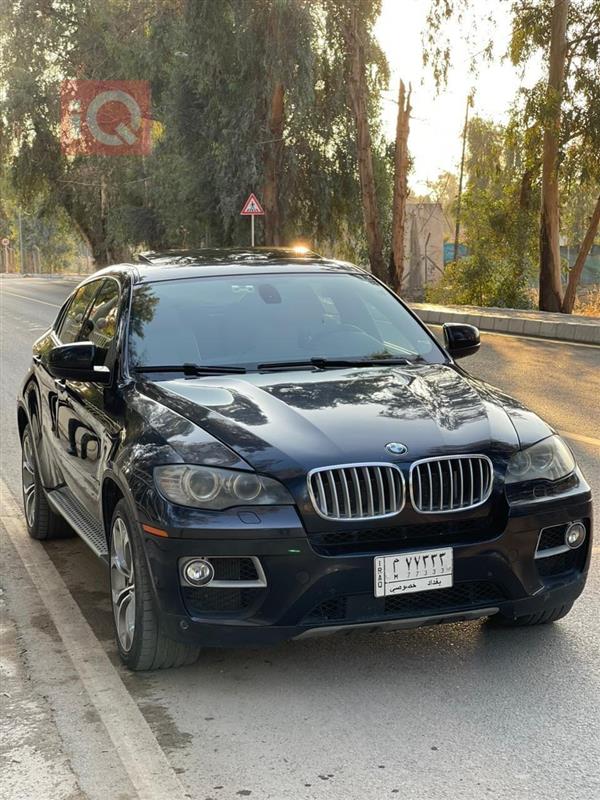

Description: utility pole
[453,94,472,263]
[18,208,25,274]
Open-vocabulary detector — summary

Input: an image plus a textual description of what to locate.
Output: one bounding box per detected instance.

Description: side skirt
[46,487,109,561]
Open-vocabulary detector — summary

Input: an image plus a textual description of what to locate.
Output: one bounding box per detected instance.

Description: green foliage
[0,175,85,272]
[0,0,389,266]
[428,254,532,308]
[424,0,600,308]
[427,117,537,308]
[511,0,600,183]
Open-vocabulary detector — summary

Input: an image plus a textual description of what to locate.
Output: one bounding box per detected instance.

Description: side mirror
[46,342,112,384]
[443,323,480,360]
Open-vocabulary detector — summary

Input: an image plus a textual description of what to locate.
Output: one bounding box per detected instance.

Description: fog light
[183,558,214,586]
[565,521,586,549]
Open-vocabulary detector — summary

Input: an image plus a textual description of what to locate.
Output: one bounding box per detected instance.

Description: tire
[488,602,574,627]
[21,423,73,540]
[109,499,201,671]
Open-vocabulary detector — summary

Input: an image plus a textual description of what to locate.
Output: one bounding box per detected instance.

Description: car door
[54,277,124,515]
[33,279,103,488]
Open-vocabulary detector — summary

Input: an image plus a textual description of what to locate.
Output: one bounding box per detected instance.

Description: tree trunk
[389,80,411,293]
[539,0,569,312]
[263,81,285,246]
[561,192,600,313]
[343,9,386,281]
[515,168,534,278]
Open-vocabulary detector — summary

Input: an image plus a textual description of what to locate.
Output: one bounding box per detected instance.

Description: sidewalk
[411,302,600,345]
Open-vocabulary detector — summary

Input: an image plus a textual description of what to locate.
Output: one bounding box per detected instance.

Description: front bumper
[140,492,593,648]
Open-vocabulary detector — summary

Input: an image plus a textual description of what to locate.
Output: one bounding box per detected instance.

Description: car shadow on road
[131,602,597,718]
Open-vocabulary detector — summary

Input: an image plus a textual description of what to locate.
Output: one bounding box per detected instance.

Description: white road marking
[0,291,60,308]
[561,431,600,448]
[0,480,190,800]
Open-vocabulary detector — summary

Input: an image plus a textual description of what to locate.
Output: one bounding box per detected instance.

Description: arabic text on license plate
[374,548,453,598]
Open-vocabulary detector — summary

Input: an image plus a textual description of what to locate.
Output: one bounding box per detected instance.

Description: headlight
[154,465,293,510]
[505,436,575,484]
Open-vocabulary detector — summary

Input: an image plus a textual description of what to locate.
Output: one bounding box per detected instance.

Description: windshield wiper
[257,357,420,372]
[134,363,247,376]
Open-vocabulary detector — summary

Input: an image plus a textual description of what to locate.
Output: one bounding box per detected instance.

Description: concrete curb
[410,302,600,345]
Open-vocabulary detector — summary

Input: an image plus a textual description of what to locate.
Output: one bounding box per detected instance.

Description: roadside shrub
[574,285,600,317]
[426,254,532,309]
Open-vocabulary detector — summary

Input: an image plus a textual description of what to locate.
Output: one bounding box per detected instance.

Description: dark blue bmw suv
[17,248,593,669]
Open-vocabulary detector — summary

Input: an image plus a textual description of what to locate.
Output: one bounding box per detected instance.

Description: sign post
[240,193,265,247]
[1,237,9,273]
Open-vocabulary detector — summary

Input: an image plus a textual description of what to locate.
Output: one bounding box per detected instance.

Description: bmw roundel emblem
[385,442,408,456]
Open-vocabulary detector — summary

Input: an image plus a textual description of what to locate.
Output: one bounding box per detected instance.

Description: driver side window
[56,281,101,344]
[78,278,121,363]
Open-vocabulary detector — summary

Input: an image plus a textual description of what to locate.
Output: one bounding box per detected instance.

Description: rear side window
[56,281,100,344]
[78,279,121,353]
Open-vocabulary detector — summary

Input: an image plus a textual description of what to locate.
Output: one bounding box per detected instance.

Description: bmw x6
[17,249,593,670]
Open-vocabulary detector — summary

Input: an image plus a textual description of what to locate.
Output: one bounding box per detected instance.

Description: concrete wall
[402,202,445,298]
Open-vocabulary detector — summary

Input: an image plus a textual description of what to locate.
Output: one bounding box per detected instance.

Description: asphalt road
[1,275,599,800]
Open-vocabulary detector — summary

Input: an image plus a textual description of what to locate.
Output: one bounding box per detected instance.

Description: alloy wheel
[21,430,36,528]
[110,516,136,652]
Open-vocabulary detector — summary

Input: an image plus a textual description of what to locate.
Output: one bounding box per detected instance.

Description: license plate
[374,548,453,598]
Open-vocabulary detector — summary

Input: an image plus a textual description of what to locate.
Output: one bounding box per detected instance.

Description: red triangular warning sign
[240,193,265,215]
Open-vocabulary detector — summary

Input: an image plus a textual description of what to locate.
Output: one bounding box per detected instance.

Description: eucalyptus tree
[1,0,390,266]
[424,0,600,312]
[317,0,391,280]
[0,0,171,264]
[512,0,600,311]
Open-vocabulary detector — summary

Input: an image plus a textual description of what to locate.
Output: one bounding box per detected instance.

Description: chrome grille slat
[315,473,327,516]
[387,469,396,514]
[410,455,493,514]
[340,470,351,518]
[374,467,385,516]
[351,468,363,517]
[308,464,405,520]
[327,472,340,518]
[468,460,474,506]
[363,467,375,516]
[426,463,433,512]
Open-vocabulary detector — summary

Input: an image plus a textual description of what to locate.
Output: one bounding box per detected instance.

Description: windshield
[128,272,445,370]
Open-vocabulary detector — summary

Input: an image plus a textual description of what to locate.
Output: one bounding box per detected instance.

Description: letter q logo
[61,80,151,156]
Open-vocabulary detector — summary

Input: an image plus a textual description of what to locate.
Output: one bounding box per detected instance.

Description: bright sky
[375,0,541,195]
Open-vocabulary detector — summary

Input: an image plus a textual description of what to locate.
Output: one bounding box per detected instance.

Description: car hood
[144,364,544,478]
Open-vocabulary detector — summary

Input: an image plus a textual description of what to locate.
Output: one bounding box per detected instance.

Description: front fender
[19,378,61,489]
